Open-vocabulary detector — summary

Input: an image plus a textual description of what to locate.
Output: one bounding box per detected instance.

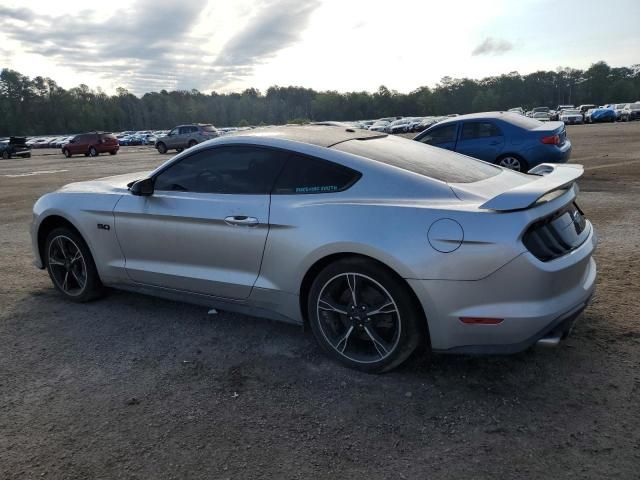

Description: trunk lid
[532,121,567,145]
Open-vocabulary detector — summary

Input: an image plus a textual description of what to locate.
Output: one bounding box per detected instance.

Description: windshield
[562,110,580,115]
[616,104,626,109]
[630,104,640,110]
[533,107,549,113]
[533,113,548,118]
[334,135,500,184]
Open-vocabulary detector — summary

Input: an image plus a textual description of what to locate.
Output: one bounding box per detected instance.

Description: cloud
[0,0,321,94]
[216,0,321,67]
[471,37,513,56]
[0,1,213,93]
[0,6,34,22]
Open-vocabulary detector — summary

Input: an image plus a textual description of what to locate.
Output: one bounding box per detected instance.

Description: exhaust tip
[536,336,561,347]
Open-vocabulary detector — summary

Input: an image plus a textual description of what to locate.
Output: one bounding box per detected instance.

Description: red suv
[62,132,119,158]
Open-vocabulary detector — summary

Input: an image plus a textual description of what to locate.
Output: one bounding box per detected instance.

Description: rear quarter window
[333,135,500,184]
[273,154,361,194]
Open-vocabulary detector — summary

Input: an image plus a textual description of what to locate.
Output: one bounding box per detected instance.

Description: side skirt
[109,282,304,326]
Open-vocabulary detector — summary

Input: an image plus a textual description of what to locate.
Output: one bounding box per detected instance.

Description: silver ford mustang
[31,126,597,372]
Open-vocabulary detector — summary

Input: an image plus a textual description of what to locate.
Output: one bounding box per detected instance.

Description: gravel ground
[1,123,639,479]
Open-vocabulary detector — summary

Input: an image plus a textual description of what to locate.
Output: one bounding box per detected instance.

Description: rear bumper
[526,141,572,167]
[408,225,597,354]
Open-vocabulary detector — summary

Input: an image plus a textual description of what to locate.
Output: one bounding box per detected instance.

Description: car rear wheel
[89,147,98,157]
[44,227,104,302]
[156,142,167,154]
[307,258,423,373]
[497,155,527,172]
[63,149,72,158]
[109,150,117,155]
[2,151,9,159]
[188,140,197,148]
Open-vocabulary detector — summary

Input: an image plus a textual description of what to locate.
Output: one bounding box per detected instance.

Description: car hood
[57,171,149,194]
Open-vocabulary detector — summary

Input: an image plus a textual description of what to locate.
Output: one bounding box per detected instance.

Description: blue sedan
[413,112,572,172]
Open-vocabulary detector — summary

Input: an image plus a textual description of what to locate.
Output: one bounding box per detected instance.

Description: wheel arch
[37,215,87,267]
[298,252,430,344]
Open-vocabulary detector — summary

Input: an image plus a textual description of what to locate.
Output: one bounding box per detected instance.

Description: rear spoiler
[480,163,583,211]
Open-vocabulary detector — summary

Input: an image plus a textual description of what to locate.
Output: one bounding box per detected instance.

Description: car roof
[423,111,522,126]
[226,125,387,148]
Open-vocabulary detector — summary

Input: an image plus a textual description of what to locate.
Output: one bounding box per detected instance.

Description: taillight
[541,134,560,145]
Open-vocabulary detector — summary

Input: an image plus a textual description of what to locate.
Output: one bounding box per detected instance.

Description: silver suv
[155,124,219,154]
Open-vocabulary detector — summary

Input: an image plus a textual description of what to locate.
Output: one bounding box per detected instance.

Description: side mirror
[130,178,154,196]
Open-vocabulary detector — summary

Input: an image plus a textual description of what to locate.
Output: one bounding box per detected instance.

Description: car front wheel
[44,227,104,302]
[63,149,72,158]
[2,151,9,159]
[307,258,424,373]
[156,142,167,154]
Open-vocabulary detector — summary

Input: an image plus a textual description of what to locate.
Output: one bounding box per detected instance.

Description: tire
[307,257,424,373]
[63,149,71,158]
[497,154,528,172]
[156,142,167,154]
[188,140,197,148]
[109,150,117,155]
[44,227,104,302]
[89,146,98,157]
[176,147,184,153]
[2,151,9,160]
[25,152,31,158]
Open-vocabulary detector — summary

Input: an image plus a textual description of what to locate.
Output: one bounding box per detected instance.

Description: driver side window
[154,147,286,194]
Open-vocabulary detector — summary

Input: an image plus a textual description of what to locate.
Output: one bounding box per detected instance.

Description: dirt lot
[1,123,639,479]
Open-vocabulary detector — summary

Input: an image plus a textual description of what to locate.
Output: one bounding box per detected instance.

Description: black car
[0,137,31,159]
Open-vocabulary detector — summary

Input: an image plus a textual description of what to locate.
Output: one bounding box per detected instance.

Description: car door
[113,145,286,299]
[455,121,505,162]
[416,123,458,151]
[164,127,179,149]
[177,126,193,148]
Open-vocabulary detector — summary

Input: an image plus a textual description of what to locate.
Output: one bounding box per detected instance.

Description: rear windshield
[333,135,500,184]
[503,113,545,129]
[201,125,217,132]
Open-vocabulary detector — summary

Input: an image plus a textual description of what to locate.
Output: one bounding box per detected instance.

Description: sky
[0,0,638,96]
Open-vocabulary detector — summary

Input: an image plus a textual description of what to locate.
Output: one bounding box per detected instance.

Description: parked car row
[508,102,640,124]
[348,116,451,134]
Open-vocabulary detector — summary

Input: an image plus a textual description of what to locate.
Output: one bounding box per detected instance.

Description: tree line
[1,61,639,136]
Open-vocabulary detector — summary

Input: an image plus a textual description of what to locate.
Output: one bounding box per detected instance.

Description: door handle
[224,216,259,227]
